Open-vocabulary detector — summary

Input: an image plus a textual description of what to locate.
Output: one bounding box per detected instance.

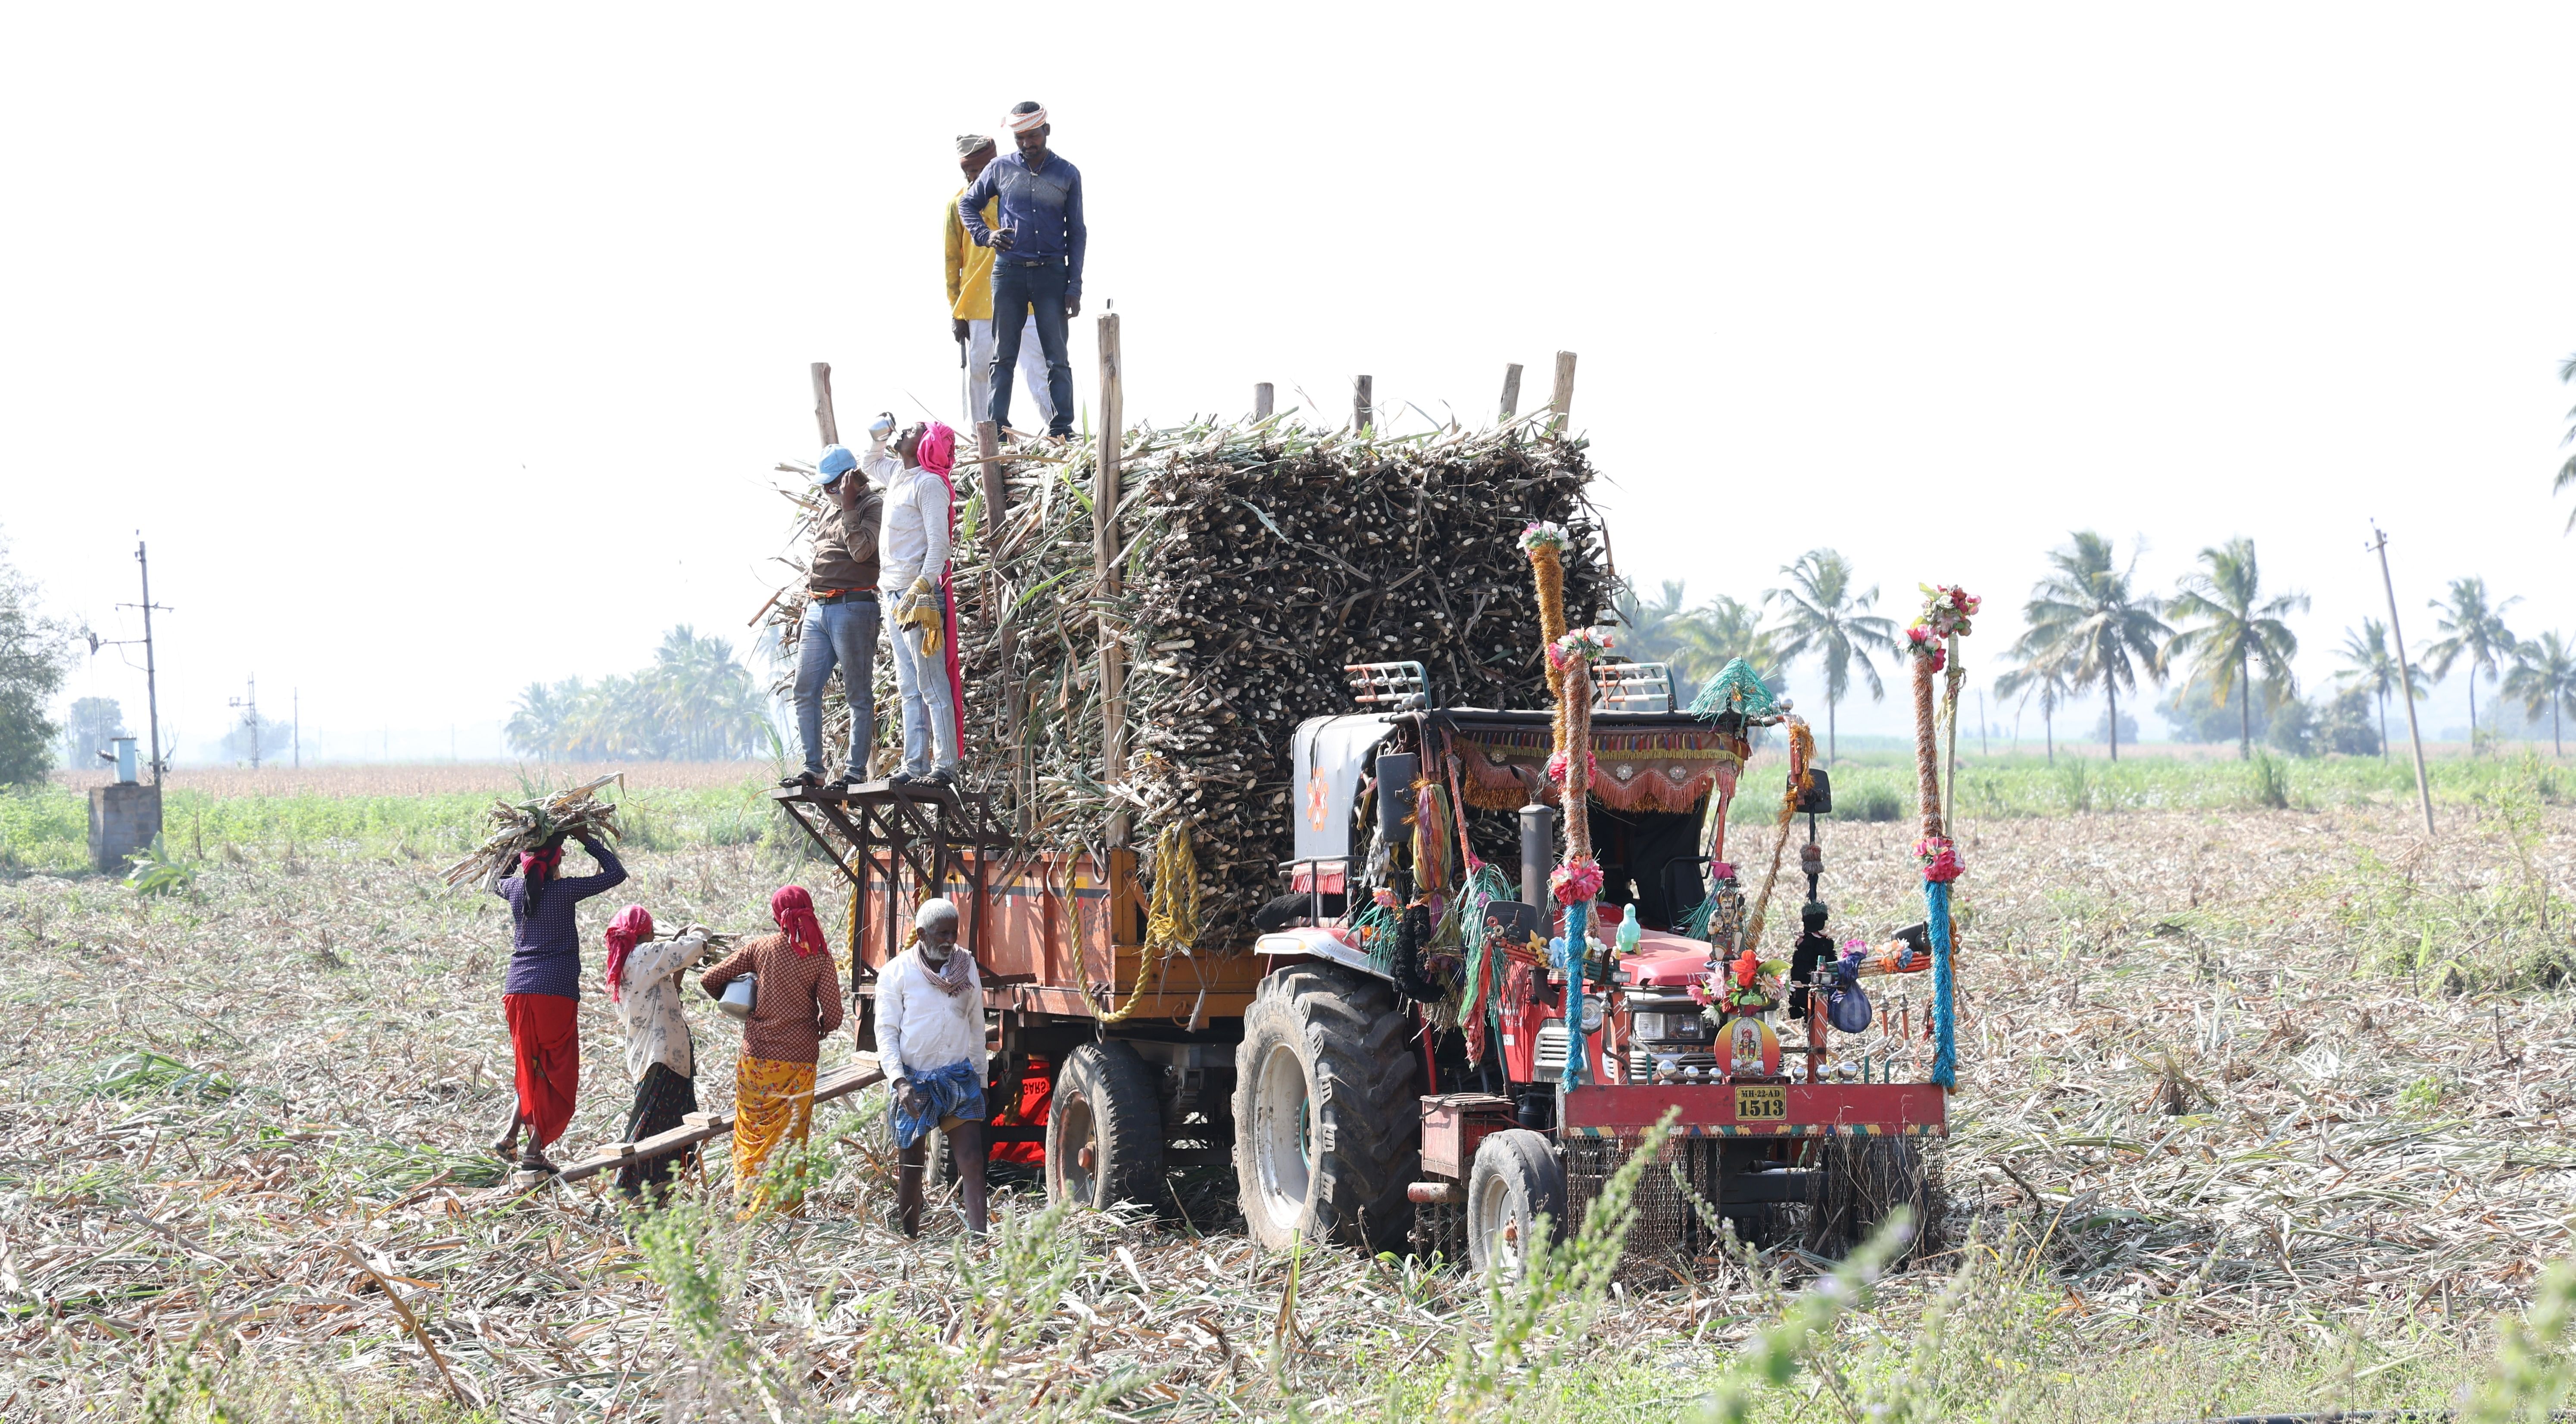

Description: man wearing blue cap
[786,433,886,790]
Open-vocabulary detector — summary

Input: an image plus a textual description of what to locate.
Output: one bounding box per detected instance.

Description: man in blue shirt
[957,101,1084,440]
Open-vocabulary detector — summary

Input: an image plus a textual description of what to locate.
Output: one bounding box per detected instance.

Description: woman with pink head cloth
[864,420,965,789]
[602,905,714,1203]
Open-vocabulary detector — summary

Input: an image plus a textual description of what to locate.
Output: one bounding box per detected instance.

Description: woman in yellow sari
[699,885,843,1215]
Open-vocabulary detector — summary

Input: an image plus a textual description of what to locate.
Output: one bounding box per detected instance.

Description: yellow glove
[897,578,944,655]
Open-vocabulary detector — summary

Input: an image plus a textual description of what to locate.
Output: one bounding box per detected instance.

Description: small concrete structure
[88,782,162,874]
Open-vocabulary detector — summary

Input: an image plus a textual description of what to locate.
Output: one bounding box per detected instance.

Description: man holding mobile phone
[956,101,1083,441]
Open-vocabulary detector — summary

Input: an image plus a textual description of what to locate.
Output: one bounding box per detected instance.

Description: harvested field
[47,762,768,799]
[0,782,2570,1419]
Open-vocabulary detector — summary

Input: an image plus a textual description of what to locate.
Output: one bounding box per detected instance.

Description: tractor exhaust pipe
[1519,802,1553,910]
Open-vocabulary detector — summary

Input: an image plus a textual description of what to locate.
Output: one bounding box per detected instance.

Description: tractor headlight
[1631,1010,1668,1040]
[1581,995,1607,1034]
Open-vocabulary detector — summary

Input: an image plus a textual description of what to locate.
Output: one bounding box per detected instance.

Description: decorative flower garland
[1545,626,1615,670]
[1904,584,1980,673]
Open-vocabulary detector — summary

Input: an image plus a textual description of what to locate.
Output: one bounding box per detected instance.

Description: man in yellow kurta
[946,134,1057,436]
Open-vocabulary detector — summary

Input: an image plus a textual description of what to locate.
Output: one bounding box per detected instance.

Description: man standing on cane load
[957,101,1083,441]
[878,898,990,1238]
[863,421,962,789]
[945,135,1057,436]
[785,439,885,791]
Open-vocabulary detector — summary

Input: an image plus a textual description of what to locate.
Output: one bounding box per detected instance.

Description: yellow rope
[1098,823,1200,1025]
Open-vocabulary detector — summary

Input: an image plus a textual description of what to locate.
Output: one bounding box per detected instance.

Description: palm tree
[2556,352,2575,535]
[505,678,582,760]
[1611,579,1690,663]
[2504,632,2576,757]
[2020,531,2169,763]
[2423,577,2520,749]
[1761,550,1897,762]
[2160,538,2308,761]
[1993,651,2076,765]
[1670,594,1776,688]
[2333,619,2426,761]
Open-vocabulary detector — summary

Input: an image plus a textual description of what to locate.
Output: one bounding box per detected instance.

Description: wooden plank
[1095,312,1130,848]
[1352,373,1372,432]
[1500,363,1523,421]
[1549,351,1577,434]
[1254,382,1274,418]
[811,362,840,446]
[557,1055,885,1183]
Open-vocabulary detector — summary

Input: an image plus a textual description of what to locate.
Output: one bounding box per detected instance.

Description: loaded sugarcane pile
[949,415,1608,944]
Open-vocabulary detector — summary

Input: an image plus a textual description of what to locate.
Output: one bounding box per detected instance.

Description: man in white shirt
[862,422,962,790]
[876,897,989,1237]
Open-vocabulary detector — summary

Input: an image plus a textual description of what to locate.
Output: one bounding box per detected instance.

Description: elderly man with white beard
[876,897,990,1237]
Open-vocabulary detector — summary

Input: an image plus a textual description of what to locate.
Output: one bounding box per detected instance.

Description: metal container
[717,972,756,1020]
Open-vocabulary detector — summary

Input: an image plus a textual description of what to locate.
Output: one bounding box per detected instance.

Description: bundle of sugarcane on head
[440,774,627,892]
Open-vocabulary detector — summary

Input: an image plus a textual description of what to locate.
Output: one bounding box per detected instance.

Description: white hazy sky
[7,3,2574,760]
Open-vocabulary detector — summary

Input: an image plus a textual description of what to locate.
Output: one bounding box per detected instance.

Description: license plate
[1734,1084,1787,1121]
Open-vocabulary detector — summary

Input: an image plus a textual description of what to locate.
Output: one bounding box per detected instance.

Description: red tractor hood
[1618,929,1713,990]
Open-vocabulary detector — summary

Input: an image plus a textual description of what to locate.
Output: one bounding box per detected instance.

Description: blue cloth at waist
[890,1060,985,1148]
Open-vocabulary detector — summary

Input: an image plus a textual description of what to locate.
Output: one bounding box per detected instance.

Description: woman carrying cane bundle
[489,831,627,1174]
[699,886,844,1215]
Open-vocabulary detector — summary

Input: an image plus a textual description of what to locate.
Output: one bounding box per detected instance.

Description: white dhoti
[962,313,1057,434]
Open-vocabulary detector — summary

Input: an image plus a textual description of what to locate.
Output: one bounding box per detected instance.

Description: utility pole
[2369,523,2436,838]
[113,538,171,788]
[293,689,301,769]
[229,675,261,770]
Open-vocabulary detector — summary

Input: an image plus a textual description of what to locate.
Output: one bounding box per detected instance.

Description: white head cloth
[1005,106,1048,135]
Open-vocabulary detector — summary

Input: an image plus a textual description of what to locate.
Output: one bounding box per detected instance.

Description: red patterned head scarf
[771,885,826,959]
[916,421,956,479]
[512,841,565,925]
[603,904,653,1002]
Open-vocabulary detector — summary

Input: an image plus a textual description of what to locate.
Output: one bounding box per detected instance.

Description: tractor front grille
[1534,1020,1569,1075]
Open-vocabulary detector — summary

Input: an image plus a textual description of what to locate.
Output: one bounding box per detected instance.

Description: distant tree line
[506,626,767,762]
[1991,533,2576,762]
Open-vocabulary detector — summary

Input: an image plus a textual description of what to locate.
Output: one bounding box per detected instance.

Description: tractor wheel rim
[1059,1097,1096,1203]
[1252,1041,1312,1232]
[1472,1174,1522,1278]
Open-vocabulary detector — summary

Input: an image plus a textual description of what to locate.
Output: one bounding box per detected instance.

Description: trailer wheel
[1803,1137,1941,1265]
[1047,1041,1165,1211]
[1466,1128,1565,1281]
[1232,965,1420,1252]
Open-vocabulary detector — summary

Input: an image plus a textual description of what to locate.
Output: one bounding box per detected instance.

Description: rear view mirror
[1796,767,1833,815]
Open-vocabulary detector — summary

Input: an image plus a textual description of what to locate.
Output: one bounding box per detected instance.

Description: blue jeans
[988,258,1074,437]
[887,590,959,777]
[793,598,879,779]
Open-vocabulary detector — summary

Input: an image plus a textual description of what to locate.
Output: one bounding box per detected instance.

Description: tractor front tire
[1465,1128,1565,1282]
[1047,1041,1165,1211]
[1232,965,1420,1252]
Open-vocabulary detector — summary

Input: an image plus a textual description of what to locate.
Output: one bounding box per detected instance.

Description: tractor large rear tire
[1232,965,1420,1252]
[1048,1041,1165,1211]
